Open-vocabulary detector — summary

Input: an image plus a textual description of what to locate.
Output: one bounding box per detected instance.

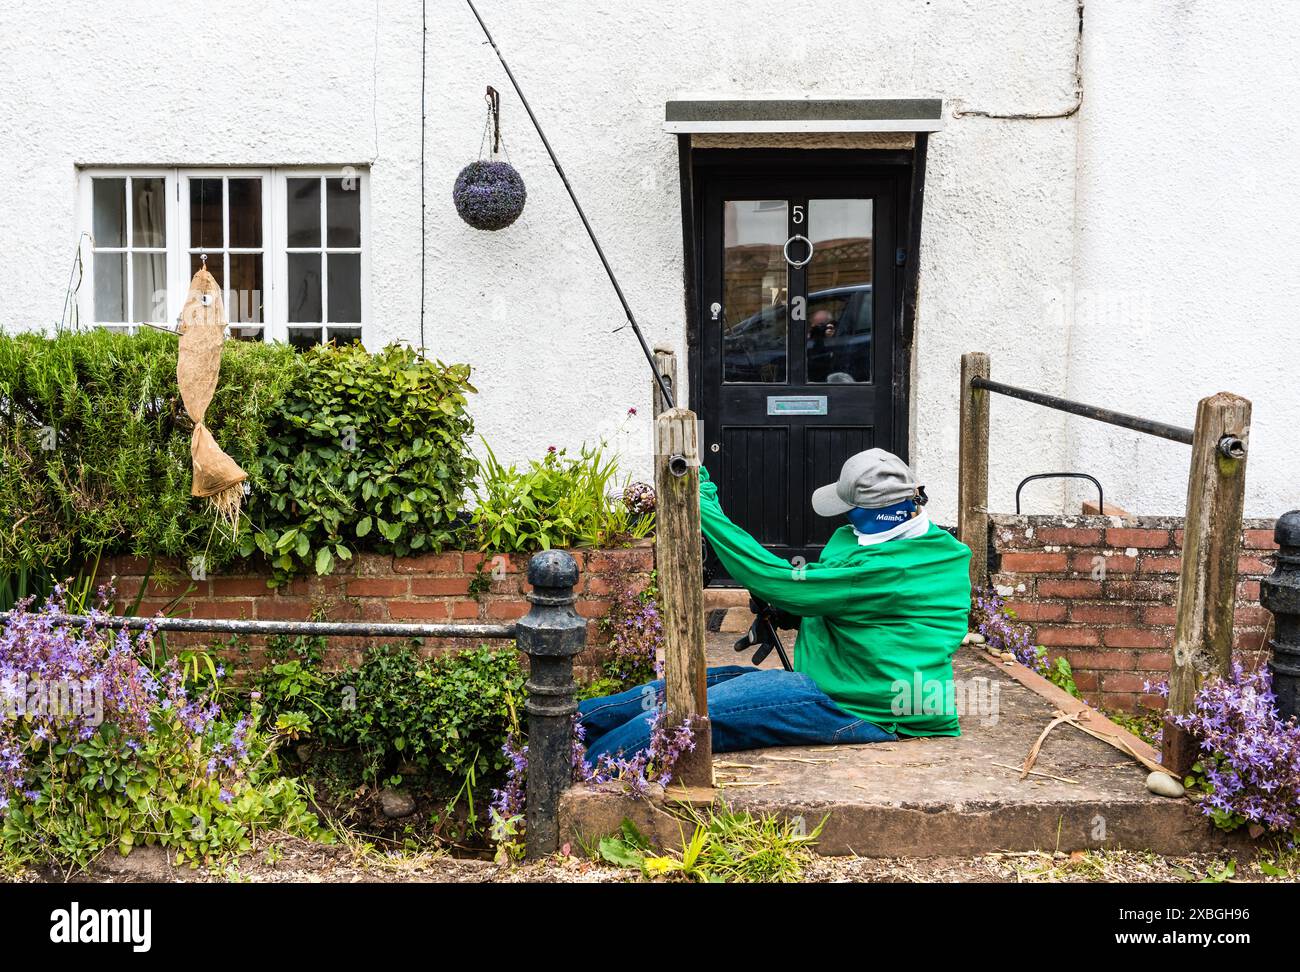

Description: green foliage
[244,633,332,726]
[321,643,526,788]
[0,328,296,575]
[0,553,102,614]
[242,343,478,584]
[0,331,481,586]
[1105,708,1162,747]
[489,809,526,863]
[466,557,494,602]
[577,675,628,702]
[1032,646,1080,698]
[1170,858,1238,883]
[1,328,655,601]
[597,806,824,883]
[597,818,654,867]
[1,703,328,874]
[472,440,653,553]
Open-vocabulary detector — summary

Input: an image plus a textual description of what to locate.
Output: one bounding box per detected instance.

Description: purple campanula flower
[0,590,258,815]
[1168,661,1300,835]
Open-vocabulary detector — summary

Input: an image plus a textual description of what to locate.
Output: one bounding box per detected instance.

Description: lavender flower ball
[453,160,527,230]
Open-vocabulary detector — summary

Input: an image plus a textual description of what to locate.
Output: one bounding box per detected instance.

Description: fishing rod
[464,0,675,409]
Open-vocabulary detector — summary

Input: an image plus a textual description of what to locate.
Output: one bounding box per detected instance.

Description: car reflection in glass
[723,285,872,384]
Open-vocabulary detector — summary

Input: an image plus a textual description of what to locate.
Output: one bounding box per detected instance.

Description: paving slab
[560,631,1247,857]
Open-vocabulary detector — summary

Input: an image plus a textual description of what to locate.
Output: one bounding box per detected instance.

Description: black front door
[697,170,901,573]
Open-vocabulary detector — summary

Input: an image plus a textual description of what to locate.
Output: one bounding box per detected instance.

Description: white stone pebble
[1145,771,1185,798]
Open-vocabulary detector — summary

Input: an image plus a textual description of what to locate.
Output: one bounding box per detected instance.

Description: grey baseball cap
[811,448,923,516]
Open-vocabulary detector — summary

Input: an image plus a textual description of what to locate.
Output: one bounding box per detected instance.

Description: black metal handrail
[971,376,1194,445]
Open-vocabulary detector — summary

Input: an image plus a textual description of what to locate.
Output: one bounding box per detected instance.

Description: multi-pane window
[283,175,364,349]
[89,174,172,332]
[184,173,268,340]
[79,167,367,346]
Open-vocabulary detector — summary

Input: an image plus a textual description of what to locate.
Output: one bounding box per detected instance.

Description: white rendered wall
[0,0,1293,525]
[1067,0,1300,519]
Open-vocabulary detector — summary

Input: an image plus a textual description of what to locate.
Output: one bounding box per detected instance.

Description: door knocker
[783,234,814,268]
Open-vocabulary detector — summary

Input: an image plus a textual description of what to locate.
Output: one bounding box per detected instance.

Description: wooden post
[958,352,991,590]
[1162,392,1252,776]
[652,347,676,418]
[654,406,712,788]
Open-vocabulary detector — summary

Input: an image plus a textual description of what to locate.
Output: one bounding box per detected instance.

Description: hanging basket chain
[478,85,510,162]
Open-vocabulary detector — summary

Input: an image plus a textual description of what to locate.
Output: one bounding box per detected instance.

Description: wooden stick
[1163,392,1252,775]
[1021,712,1076,778]
[654,407,712,787]
[991,761,1080,785]
[958,352,991,589]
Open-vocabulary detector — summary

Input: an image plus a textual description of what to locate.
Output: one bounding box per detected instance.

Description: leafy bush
[240,632,332,729]
[242,343,477,584]
[0,331,481,586]
[472,441,653,552]
[0,328,296,575]
[320,643,526,788]
[0,592,327,873]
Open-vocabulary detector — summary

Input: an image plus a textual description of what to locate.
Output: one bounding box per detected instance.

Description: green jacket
[699,468,971,737]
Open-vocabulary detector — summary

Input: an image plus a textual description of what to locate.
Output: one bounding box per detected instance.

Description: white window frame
[273,167,370,348]
[178,167,275,338]
[78,168,182,332]
[77,166,369,345]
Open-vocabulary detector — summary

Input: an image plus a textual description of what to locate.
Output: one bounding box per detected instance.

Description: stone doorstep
[560,785,1245,859]
[559,636,1251,859]
[702,587,750,612]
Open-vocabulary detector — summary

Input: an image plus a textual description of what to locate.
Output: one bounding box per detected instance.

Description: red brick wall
[990,514,1277,713]
[99,541,654,673]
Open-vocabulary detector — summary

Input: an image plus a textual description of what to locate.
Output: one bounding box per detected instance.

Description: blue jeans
[577,665,897,766]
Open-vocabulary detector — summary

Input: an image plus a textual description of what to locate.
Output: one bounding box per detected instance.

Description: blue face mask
[847,499,918,535]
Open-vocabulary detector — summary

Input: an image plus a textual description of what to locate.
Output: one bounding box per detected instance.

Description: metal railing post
[514,549,586,858]
[1262,511,1300,721]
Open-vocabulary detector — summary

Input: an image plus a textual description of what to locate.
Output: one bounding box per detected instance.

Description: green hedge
[0,329,296,573]
[0,330,477,581]
[240,343,477,584]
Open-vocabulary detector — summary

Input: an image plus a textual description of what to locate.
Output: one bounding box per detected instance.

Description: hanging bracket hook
[485,85,501,155]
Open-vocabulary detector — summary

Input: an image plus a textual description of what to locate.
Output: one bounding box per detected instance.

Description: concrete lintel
[664,98,944,133]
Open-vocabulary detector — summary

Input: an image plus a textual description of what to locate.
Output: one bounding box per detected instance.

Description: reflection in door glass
[806,199,872,384]
[723,200,787,383]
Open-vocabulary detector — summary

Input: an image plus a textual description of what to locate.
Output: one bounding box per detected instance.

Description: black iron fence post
[514,549,586,858]
[1262,511,1300,721]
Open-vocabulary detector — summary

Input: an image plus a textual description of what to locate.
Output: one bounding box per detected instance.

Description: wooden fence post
[654,406,712,788]
[1162,392,1252,776]
[652,347,676,418]
[958,352,991,590]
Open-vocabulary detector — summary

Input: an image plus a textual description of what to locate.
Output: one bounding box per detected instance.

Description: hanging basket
[453,160,527,231]
[454,85,526,231]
